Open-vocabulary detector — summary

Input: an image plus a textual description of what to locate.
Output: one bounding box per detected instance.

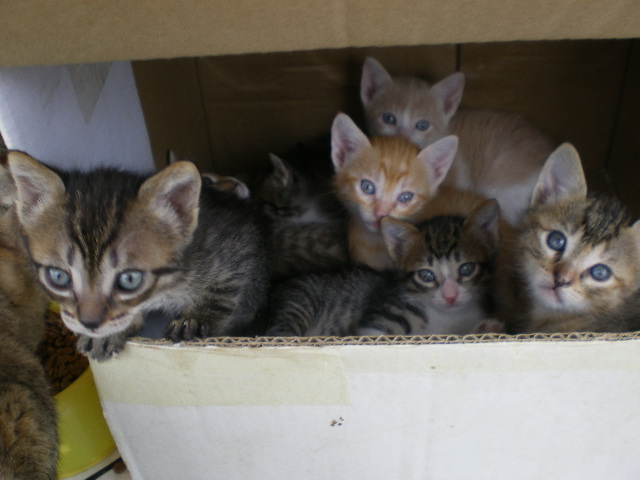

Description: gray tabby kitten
[258,152,350,279]
[257,152,344,224]
[0,200,57,479]
[6,151,271,360]
[266,200,501,336]
[515,143,640,333]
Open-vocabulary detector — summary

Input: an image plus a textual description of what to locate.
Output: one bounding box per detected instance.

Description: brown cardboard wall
[608,40,640,215]
[133,39,632,194]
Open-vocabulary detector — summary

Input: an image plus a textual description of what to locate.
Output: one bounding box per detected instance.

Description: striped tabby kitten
[6,151,271,360]
[266,200,501,336]
[361,56,555,226]
[0,203,57,480]
[257,153,343,223]
[255,153,350,279]
[516,143,640,333]
[331,112,457,270]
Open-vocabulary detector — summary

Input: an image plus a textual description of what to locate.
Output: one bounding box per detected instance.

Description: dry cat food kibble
[37,305,89,396]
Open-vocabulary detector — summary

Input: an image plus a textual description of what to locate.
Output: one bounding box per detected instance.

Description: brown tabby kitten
[361,56,555,226]
[266,200,501,337]
[0,203,57,480]
[6,151,271,360]
[515,143,640,333]
[331,112,458,270]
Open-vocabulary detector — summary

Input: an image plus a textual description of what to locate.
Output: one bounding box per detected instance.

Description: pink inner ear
[361,58,392,104]
[165,181,198,221]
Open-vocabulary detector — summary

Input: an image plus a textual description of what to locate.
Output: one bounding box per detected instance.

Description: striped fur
[266,201,501,337]
[0,205,57,479]
[331,113,457,270]
[7,152,271,360]
[361,56,555,226]
[516,144,640,333]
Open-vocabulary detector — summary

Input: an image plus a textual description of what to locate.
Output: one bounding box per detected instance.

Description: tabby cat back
[361,56,555,226]
[6,151,271,360]
[266,200,501,337]
[331,112,458,270]
[0,200,57,480]
[515,143,640,333]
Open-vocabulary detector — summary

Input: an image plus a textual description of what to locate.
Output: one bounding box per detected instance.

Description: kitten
[255,151,350,279]
[266,200,501,336]
[515,143,640,333]
[256,152,344,223]
[331,112,458,270]
[168,149,251,199]
[268,220,349,279]
[6,151,271,360]
[361,56,555,226]
[0,203,58,479]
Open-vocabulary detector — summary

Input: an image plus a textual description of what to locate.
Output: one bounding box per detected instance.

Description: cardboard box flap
[90,336,640,479]
[3,0,640,67]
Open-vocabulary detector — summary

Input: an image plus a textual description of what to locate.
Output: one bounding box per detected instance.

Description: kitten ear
[416,135,458,190]
[331,113,372,171]
[360,57,393,106]
[268,153,292,188]
[6,151,66,228]
[530,143,587,207]
[464,199,501,255]
[380,216,422,264]
[137,161,201,237]
[430,72,465,124]
[0,150,17,210]
[627,220,640,250]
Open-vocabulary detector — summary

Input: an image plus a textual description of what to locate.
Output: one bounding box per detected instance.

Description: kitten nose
[78,301,107,330]
[442,280,458,305]
[554,265,576,289]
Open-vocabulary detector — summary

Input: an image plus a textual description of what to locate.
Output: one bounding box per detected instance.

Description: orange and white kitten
[331,113,457,270]
[361,56,555,226]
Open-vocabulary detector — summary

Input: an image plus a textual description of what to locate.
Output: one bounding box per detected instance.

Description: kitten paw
[472,319,506,334]
[165,317,209,342]
[77,334,126,362]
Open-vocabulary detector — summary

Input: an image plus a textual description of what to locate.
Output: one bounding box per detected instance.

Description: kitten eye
[459,262,476,277]
[415,120,430,131]
[397,191,414,203]
[46,267,71,288]
[360,179,376,195]
[546,230,566,252]
[116,270,144,291]
[589,264,611,282]
[417,269,436,282]
[382,113,397,125]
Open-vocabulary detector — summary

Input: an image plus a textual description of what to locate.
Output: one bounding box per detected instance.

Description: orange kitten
[331,113,457,270]
[361,56,556,226]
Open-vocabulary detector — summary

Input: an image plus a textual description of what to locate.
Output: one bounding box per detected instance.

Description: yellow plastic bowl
[54,367,116,478]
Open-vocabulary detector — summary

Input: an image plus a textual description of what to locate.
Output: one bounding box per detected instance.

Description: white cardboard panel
[0,62,154,172]
[91,339,640,479]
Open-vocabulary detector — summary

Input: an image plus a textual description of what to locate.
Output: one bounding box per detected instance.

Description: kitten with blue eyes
[515,143,640,333]
[266,199,502,337]
[5,151,271,360]
[331,113,458,270]
[361,56,555,226]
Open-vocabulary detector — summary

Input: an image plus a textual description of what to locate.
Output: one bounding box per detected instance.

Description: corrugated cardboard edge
[128,331,640,348]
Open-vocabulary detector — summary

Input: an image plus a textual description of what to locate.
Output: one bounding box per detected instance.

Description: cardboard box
[3,2,640,479]
[91,335,640,479]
